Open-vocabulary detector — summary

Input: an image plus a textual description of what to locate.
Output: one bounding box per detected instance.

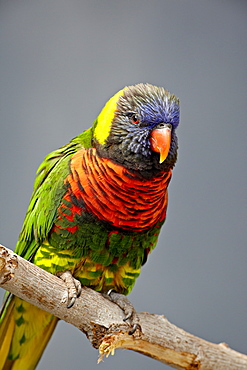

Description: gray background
[0,1,246,369]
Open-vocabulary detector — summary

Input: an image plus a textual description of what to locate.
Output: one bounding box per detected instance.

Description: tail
[0,295,58,370]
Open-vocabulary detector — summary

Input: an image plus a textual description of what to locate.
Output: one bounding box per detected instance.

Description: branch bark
[0,244,246,369]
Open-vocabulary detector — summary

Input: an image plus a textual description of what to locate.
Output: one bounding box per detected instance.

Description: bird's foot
[103,290,141,335]
[57,270,82,308]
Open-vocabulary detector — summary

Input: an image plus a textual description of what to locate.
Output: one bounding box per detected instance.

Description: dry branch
[0,244,246,369]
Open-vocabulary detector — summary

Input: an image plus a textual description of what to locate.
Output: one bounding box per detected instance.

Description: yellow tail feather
[0,296,58,370]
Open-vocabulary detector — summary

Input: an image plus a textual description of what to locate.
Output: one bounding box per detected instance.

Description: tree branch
[0,244,246,369]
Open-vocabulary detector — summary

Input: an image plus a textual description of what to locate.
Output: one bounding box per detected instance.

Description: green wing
[15,127,94,261]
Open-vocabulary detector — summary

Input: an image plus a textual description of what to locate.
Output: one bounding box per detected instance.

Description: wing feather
[15,128,93,260]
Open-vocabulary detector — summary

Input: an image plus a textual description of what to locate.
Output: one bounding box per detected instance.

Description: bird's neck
[66,148,172,231]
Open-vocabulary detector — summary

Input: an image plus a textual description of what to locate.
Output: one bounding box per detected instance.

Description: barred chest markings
[53,148,171,234]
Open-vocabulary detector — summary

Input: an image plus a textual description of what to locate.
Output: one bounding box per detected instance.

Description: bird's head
[93,83,180,175]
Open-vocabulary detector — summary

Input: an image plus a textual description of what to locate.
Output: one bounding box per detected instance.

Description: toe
[103,290,141,334]
[58,270,82,308]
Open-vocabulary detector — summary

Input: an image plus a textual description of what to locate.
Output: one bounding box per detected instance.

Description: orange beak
[150,123,171,163]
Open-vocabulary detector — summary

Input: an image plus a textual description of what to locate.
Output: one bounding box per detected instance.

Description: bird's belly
[73,256,141,295]
[34,241,141,295]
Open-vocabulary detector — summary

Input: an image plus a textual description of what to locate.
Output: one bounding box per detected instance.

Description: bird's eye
[126,112,140,125]
[131,115,140,124]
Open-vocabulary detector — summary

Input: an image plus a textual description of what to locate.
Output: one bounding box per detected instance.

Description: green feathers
[0,83,180,369]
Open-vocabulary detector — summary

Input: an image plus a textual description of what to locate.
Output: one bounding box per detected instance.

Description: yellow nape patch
[94,88,125,145]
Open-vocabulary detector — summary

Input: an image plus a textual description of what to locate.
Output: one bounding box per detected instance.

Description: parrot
[0,83,180,369]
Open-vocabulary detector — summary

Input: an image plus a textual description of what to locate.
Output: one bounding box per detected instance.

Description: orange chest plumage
[59,148,172,232]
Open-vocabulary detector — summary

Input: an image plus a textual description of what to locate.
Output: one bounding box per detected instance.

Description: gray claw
[57,270,82,308]
[128,323,141,335]
[123,312,132,322]
[67,297,76,309]
[104,290,140,334]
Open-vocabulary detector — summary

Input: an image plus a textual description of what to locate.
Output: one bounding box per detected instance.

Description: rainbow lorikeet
[0,83,180,369]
